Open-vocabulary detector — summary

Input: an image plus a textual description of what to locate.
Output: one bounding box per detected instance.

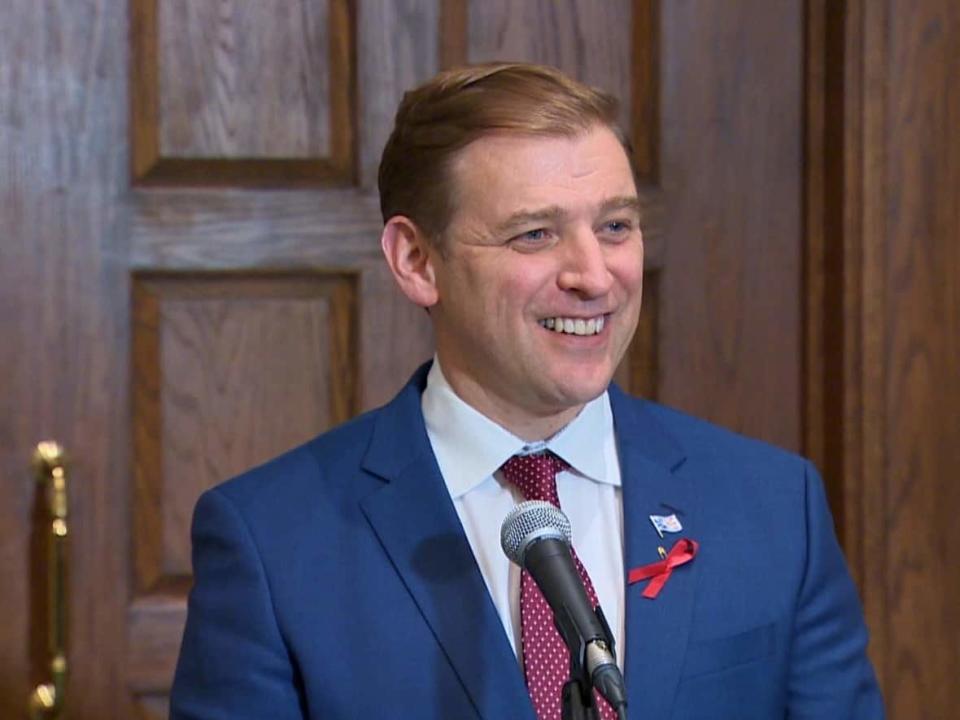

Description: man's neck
[436,362,584,442]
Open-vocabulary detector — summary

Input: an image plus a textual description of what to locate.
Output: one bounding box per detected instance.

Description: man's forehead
[453,125,627,164]
[450,127,634,202]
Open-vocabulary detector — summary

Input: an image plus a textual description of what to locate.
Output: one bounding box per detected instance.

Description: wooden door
[0,1,807,717]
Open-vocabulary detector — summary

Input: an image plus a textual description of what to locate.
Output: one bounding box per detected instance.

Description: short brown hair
[378,62,630,243]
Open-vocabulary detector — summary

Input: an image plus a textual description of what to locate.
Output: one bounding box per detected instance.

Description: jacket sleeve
[787,462,885,719]
[170,488,305,720]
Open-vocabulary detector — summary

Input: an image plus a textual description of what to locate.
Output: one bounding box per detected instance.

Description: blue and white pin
[649,513,683,538]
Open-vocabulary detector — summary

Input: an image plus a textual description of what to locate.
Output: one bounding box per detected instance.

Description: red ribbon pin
[627,538,698,599]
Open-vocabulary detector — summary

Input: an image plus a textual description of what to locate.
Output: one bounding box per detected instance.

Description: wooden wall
[806,1,960,716]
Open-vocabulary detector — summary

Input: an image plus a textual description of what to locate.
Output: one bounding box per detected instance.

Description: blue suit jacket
[171,365,883,719]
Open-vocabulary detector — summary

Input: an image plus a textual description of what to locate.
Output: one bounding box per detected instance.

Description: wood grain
[803,0,827,477]
[439,0,468,69]
[614,269,659,399]
[658,0,804,450]
[831,0,893,696]
[804,0,852,540]
[466,0,634,131]
[158,0,330,157]
[131,188,385,268]
[357,0,439,189]
[0,1,134,715]
[631,0,660,183]
[126,596,187,693]
[132,0,355,186]
[355,256,435,410]
[879,1,960,713]
[813,2,960,716]
[133,273,357,590]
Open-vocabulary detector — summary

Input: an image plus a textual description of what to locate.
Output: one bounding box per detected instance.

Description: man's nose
[556,231,614,297]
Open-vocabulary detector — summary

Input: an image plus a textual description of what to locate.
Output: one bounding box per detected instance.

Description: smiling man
[171,63,884,720]
[383,125,644,440]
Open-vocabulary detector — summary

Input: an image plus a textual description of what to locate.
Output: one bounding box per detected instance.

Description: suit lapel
[359,367,534,720]
[610,387,700,719]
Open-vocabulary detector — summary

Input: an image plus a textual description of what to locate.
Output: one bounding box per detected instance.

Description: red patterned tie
[501,452,617,720]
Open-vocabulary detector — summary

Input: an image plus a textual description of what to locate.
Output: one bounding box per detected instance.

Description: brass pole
[28,441,68,720]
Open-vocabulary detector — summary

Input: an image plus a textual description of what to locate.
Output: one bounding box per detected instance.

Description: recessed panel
[157,0,330,159]
[657,0,803,449]
[132,273,357,591]
[465,0,634,127]
[159,295,330,575]
[132,0,354,185]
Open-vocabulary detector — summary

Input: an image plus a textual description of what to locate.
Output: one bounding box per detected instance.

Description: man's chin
[544,374,613,411]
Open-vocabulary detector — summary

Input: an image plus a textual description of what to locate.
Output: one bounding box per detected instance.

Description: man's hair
[377,62,630,243]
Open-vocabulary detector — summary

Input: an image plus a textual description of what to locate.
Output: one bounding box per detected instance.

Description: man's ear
[380,216,440,308]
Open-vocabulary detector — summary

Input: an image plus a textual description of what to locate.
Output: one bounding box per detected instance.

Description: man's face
[427,125,644,436]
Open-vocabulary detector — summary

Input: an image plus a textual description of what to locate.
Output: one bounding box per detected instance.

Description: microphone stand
[561,670,597,720]
[555,605,625,720]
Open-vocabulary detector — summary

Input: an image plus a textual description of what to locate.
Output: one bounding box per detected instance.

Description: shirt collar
[421,358,618,499]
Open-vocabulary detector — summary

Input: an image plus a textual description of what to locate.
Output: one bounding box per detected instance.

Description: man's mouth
[538,315,606,336]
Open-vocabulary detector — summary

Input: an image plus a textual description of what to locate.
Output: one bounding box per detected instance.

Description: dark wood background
[805,1,960,716]
[0,1,956,717]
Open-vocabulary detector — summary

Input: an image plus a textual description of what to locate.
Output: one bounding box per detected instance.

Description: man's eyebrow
[598,195,642,216]
[494,206,567,234]
[494,196,642,235]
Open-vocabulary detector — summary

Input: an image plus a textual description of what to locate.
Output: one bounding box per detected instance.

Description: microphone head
[500,500,572,566]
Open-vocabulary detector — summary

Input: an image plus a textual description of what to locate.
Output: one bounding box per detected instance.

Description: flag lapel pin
[649,513,683,539]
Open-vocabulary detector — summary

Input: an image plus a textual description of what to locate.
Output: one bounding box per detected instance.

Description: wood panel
[358,0,439,188]
[803,0,849,532]
[120,0,438,705]
[131,189,384,268]
[438,0,468,69]
[658,0,804,450]
[129,189,436,409]
[158,0,332,159]
[132,273,357,592]
[808,1,960,716]
[131,0,355,186]
[463,0,634,131]
[0,1,132,716]
[871,1,959,714]
[127,596,189,694]
[631,0,661,183]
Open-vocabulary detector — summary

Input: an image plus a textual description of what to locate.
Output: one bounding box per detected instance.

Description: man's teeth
[540,316,605,335]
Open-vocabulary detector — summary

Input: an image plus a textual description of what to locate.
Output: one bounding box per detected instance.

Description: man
[171,63,884,719]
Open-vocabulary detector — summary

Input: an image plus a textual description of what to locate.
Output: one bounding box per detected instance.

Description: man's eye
[509,228,552,248]
[604,220,631,233]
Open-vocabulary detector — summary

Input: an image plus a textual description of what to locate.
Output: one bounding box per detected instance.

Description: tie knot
[500,452,569,506]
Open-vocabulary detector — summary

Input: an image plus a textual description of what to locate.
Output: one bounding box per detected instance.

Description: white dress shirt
[422,359,625,666]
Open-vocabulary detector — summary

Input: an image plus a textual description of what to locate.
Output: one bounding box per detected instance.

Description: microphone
[501,500,627,714]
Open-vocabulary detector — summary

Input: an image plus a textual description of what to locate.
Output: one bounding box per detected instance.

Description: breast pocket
[680,621,778,679]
